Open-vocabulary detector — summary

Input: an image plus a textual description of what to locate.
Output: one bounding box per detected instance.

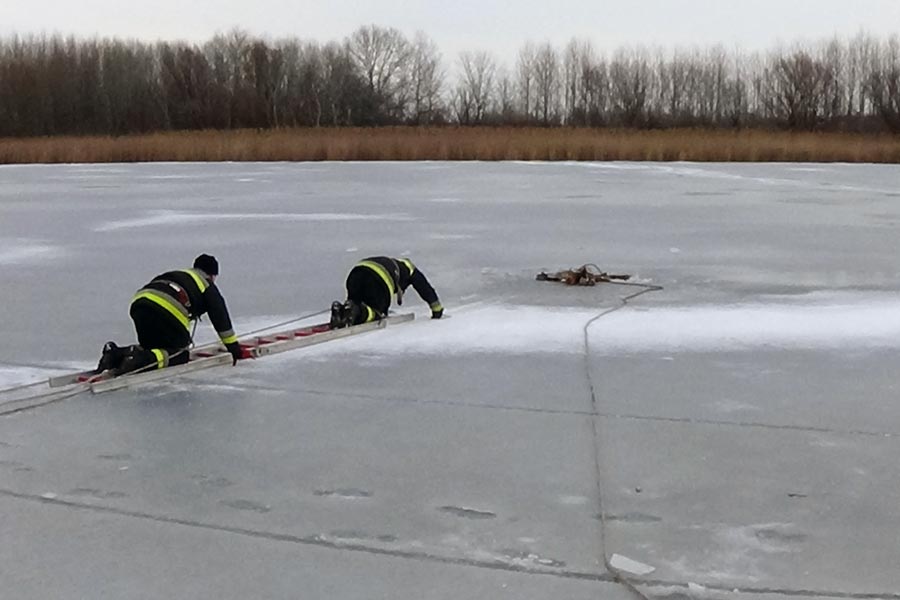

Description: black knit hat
[193,254,219,276]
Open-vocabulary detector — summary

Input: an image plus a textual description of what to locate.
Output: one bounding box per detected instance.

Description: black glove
[431,307,443,319]
[226,342,243,366]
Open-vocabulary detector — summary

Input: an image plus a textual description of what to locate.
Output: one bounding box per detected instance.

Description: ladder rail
[90,314,413,394]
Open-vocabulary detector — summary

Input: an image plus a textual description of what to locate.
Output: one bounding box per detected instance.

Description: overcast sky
[1,0,898,66]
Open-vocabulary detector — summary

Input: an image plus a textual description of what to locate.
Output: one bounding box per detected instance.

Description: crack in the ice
[0,488,894,600]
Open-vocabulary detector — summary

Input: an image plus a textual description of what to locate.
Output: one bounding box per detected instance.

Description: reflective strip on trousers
[364,305,377,323]
[150,349,168,369]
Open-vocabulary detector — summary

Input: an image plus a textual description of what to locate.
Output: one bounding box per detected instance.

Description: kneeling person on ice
[96,254,244,375]
[330,256,443,328]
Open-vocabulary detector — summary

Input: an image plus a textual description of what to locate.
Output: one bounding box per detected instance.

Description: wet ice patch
[438,505,496,519]
[329,530,398,543]
[220,498,271,513]
[94,210,414,232]
[314,488,372,499]
[192,313,325,347]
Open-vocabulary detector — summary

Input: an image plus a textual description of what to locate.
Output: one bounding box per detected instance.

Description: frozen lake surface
[1,161,900,599]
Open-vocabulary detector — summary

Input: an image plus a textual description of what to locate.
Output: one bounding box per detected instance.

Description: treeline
[2,27,900,137]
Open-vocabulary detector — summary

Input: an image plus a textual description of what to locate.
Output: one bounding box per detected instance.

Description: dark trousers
[346,266,391,323]
[129,299,191,366]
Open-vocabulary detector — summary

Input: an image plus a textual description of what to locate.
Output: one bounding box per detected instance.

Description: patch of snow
[590,295,900,354]
[0,240,64,265]
[245,293,900,359]
[429,233,474,240]
[94,210,415,232]
[0,366,56,389]
[558,495,590,505]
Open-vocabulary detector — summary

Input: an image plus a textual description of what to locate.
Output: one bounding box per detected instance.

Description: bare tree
[819,38,844,125]
[454,50,496,124]
[722,48,749,127]
[494,66,516,120]
[867,35,900,132]
[515,42,536,121]
[848,31,877,118]
[322,41,370,126]
[245,40,285,127]
[101,40,163,133]
[581,53,609,126]
[158,42,218,130]
[6,29,900,135]
[407,31,444,124]
[562,38,596,125]
[609,47,652,127]
[533,42,560,125]
[765,47,829,130]
[347,25,411,122]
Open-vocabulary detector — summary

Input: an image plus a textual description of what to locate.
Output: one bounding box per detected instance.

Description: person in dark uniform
[96,254,243,375]
[330,256,443,328]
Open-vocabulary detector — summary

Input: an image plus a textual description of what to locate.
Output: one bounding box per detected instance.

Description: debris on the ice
[609,553,655,575]
[536,263,630,286]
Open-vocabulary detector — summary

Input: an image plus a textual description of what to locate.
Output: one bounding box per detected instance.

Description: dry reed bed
[1,127,899,163]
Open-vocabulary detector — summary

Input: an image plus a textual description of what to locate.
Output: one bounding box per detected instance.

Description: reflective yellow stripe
[220,334,238,345]
[181,269,209,293]
[430,301,443,312]
[359,261,395,295]
[150,349,167,369]
[132,291,190,330]
[400,258,415,276]
[364,305,377,323]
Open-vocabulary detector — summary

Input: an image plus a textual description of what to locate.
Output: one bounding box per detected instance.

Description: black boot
[330,301,348,329]
[346,300,363,325]
[114,345,157,376]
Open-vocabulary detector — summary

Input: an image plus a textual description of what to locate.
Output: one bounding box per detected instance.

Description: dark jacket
[353,256,442,312]
[130,267,238,345]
